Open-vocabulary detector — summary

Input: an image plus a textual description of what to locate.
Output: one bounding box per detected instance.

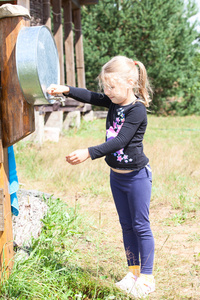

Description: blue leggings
[110,165,154,274]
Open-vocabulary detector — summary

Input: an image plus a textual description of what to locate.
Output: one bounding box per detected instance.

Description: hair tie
[134,61,137,65]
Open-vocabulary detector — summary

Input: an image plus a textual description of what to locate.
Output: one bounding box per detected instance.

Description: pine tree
[81,0,200,114]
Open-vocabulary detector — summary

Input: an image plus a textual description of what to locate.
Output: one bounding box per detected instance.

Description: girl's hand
[47,84,70,95]
[66,149,91,165]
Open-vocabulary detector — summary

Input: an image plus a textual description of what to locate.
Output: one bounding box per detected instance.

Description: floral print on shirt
[106,107,133,163]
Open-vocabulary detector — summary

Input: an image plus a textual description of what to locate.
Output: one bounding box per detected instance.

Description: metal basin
[16,25,60,105]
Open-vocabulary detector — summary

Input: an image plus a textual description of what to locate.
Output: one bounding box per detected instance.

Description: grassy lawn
[1,115,199,299]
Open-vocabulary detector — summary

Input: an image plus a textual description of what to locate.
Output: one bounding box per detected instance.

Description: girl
[47,56,155,299]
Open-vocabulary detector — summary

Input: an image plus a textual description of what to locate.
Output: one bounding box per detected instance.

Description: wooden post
[63,0,76,86]
[0,189,4,232]
[73,8,86,88]
[52,0,65,85]
[0,123,4,234]
[0,147,14,280]
[43,0,51,29]
[17,0,30,10]
[0,16,34,147]
[0,10,35,279]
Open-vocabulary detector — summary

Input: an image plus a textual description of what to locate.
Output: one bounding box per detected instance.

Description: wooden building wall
[30,0,98,113]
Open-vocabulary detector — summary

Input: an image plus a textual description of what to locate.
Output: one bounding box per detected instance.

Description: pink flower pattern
[106,108,131,163]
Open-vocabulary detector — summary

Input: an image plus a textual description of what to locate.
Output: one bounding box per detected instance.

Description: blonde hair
[98,56,153,107]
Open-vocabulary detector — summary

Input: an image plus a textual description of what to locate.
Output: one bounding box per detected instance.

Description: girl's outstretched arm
[48,84,111,108]
[47,84,70,95]
[66,149,90,165]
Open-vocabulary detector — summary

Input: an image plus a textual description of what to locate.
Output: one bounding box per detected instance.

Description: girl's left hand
[66,149,90,165]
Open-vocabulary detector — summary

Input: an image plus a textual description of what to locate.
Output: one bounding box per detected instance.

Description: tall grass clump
[0,196,124,299]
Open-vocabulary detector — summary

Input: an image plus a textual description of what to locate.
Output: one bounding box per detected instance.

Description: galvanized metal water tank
[16,25,60,105]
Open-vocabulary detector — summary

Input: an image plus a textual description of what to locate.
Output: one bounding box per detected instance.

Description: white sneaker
[115,272,138,294]
[130,276,155,298]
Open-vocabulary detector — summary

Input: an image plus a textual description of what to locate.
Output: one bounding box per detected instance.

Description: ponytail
[133,60,153,107]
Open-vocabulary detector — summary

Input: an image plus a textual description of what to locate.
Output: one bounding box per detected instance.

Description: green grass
[1,115,200,299]
[0,196,126,299]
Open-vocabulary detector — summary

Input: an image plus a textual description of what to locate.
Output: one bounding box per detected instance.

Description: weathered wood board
[0,16,35,148]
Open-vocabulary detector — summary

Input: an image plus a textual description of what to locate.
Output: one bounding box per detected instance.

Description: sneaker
[130,275,155,298]
[115,272,138,293]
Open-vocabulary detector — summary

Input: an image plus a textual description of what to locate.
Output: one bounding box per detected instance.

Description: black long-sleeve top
[66,87,149,170]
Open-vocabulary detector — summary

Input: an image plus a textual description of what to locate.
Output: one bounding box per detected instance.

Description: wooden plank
[34,102,91,113]
[0,16,35,148]
[71,0,80,9]
[0,149,14,279]
[0,75,3,164]
[0,121,3,164]
[17,0,30,10]
[0,188,4,232]
[52,0,65,84]
[80,0,98,5]
[43,0,51,29]
[93,110,108,119]
[73,8,86,88]
[0,1,17,5]
[63,0,76,86]
[0,119,3,232]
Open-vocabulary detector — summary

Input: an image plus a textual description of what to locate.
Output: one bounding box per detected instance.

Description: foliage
[171,51,200,115]
[81,0,200,114]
